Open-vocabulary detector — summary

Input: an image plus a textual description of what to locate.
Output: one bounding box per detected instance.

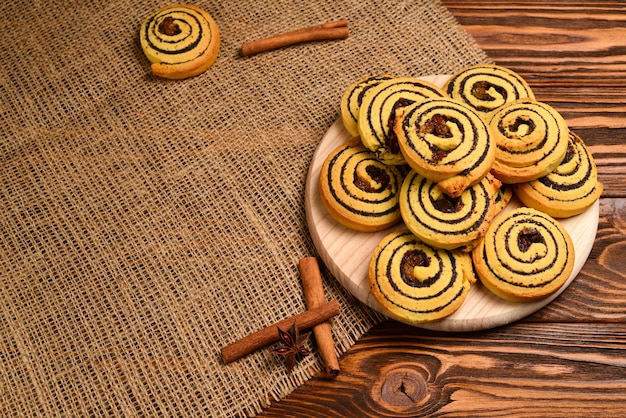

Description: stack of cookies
[318,64,603,324]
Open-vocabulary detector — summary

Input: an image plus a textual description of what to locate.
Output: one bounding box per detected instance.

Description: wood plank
[260,321,626,417]
[444,1,626,130]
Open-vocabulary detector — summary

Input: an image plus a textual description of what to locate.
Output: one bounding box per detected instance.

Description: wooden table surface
[261,1,626,416]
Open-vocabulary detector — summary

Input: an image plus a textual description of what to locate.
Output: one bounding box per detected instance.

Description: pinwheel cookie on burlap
[140,4,220,79]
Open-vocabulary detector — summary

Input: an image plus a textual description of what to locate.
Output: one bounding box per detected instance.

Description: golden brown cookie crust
[319,139,406,232]
[369,230,474,323]
[472,207,575,302]
[514,131,603,218]
[395,97,495,197]
[140,4,220,80]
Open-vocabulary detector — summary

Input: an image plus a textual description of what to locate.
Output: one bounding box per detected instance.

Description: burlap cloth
[0,0,488,416]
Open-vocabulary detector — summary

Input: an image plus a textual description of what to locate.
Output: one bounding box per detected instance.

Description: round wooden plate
[305,74,599,332]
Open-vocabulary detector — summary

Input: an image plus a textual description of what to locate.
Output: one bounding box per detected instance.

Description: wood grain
[444,1,626,198]
[261,322,626,417]
[444,1,626,129]
[260,2,626,416]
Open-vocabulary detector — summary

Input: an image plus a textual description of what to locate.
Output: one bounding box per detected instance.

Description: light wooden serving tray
[305,75,599,332]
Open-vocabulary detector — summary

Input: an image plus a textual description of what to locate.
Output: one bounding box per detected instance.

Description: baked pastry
[492,184,513,216]
[369,230,475,324]
[358,77,445,165]
[140,4,220,79]
[319,139,407,232]
[514,131,603,218]
[444,63,535,114]
[487,99,569,184]
[472,207,575,302]
[395,97,495,197]
[399,170,501,251]
[341,74,395,137]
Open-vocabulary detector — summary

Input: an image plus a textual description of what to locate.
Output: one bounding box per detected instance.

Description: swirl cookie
[369,230,475,324]
[341,74,395,137]
[319,139,407,232]
[444,63,535,114]
[395,97,495,197]
[358,77,445,165]
[493,184,513,216]
[140,4,220,79]
[472,207,575,302]
[487,99,569,184]
[514,131,603,218]
[399,170,501,251]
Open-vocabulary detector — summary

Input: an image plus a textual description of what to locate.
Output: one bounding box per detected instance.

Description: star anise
[271,321,311,373]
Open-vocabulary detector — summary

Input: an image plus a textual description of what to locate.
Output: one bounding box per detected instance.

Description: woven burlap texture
[0,0,488,416]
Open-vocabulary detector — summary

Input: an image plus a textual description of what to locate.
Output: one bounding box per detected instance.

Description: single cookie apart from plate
[140,4,220,79]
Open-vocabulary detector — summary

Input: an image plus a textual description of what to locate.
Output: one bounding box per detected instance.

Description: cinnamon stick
[240,19,349,57]
[299,257,340,377]
[220,299,340,364]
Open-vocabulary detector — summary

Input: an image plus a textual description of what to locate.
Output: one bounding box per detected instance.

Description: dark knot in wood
[371,366,429,412]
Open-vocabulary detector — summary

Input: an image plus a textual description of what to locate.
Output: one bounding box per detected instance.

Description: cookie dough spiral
[140,4,220,79]
[444,64,535,114]
[369,230,475,324]
[487,99,569,184]
[319,139,407,232]
[395,97,495,197]
[341,74,395,137]
[514,131,603,218]
[400,170,500,251]
[358,77,445,165]
[472,207,575,302]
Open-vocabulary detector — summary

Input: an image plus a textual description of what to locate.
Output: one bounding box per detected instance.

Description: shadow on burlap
[0,0,488,416]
